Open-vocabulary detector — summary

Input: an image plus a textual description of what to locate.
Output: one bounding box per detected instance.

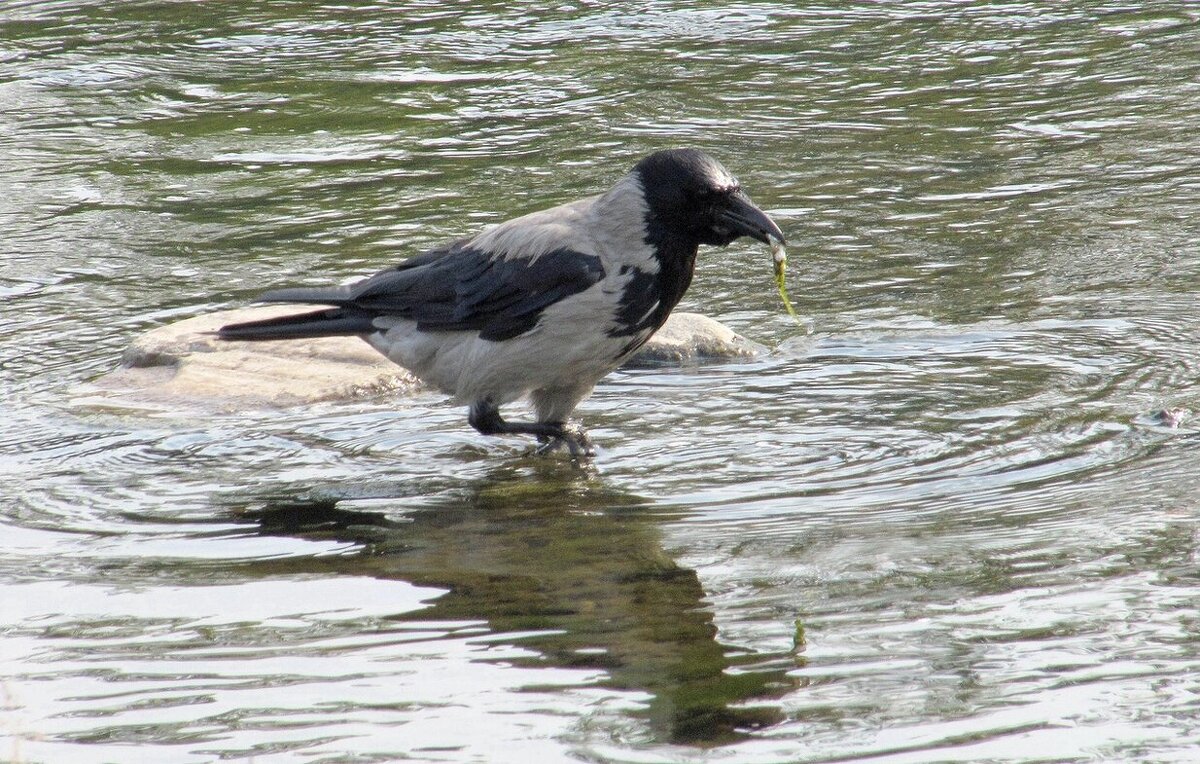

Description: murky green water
[3,2,1200,761]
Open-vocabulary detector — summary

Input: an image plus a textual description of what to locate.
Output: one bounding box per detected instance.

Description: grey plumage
[219,148,784,456]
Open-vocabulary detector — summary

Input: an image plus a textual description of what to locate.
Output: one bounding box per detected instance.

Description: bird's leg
[468,400,593,457]
[468,399,562,439]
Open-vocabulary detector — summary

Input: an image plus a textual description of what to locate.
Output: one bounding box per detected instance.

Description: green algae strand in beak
[770,238,801,324]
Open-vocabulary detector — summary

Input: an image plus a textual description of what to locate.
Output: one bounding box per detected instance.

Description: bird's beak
[717,191,786,245]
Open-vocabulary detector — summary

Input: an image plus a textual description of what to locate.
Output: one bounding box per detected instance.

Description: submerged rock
[1146,408,1188,429]
[82,307,763,411]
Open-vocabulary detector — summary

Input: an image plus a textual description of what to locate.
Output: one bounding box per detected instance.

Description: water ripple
[3,0,1200,761]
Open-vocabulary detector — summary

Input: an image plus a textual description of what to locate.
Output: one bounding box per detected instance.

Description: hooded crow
[218,148,785,456]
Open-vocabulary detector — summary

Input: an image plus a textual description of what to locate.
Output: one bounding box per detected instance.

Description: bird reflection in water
[230,463,802,745]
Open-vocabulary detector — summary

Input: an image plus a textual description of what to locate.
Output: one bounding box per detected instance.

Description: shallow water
[3,1,1200,762]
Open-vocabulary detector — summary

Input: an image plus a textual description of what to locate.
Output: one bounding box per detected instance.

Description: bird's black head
[633,148,785,248]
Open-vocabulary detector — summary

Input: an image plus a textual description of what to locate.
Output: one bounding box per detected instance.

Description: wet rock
[82,306,419,411]
[620,311,766,368]
[82,307,762,411]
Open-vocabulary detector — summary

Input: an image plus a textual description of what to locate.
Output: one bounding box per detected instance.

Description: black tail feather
[217,307,377,341]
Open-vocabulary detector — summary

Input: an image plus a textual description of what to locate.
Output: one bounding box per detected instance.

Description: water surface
[3,2,1199,762]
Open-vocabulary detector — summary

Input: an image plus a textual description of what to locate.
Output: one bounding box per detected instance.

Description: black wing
[254,243,606,342]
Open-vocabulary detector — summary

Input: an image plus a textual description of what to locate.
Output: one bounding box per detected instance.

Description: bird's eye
[694,185,739,204]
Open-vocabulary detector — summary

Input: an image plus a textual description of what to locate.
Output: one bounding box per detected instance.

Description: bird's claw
[534,427,594,459]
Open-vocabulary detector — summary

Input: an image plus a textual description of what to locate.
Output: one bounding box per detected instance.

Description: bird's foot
[469,402,594,459]
[535,426,594,459]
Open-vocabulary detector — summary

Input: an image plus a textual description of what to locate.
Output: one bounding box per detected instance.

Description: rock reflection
[233,464,798,745]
